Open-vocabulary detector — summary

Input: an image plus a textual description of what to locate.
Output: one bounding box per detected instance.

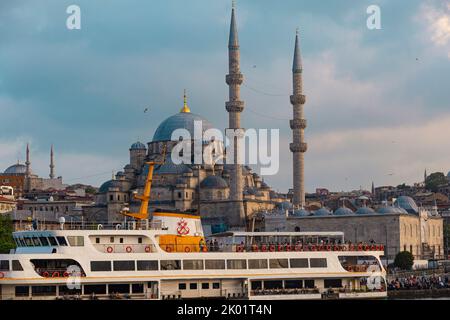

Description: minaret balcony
[226,101,244,113]
[226,74,244,85]
[290,142,307,153]
[290,94,306,105]
[290,119,307,129]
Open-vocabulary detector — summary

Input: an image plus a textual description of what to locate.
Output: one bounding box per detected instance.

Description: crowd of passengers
[203,238,382,252]
[388,274,450,290]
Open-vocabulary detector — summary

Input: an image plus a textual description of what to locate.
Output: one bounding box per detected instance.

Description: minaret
[225,2,245,228]
[49,145,55,179]
[371,181,375,195]
[25,143,31,177]
[424,169,427,183]
[290,29,307,208]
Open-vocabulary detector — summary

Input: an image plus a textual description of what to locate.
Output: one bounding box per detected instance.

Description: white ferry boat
[0,160,387,300]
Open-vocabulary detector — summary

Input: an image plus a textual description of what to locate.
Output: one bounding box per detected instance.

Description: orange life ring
[261,245,267,252]
[185,246,191,253]
[166,246,172,252]
[52,272,60,278]
[42,271,50,278]
[269,245,275,252]
[145,246,151,253]
[126,246,133,253]
[63,272,70,277]
[106,246,114,253]
[326,245,331,251]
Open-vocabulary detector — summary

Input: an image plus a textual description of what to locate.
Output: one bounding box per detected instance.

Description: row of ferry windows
[90,258,327,272]
[14,236,84,247]
[0,260,24,271]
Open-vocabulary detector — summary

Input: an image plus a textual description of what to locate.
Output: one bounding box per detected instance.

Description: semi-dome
[98,179,126,193]
[153,162,193,175]
[130,141,146,150]
[355,207,375,215]
[334,207,354,216]
[4,163,28,174]
[152,111,215,142]
[395,196,419,214]
[200,175,228,189]
[314,208,332,216]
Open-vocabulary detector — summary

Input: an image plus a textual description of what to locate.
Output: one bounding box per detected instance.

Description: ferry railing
[55,220,164,231]
[94,243,157,254]
[250,288,320,296]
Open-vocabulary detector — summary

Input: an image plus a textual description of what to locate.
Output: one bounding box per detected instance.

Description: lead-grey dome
[292,209,310,216]
[98,179,126,193]
[4,163,28,174]
[153,162,193,175]
[355,207,375,215]
[314,208,332,216]
[152,112,214,142]
[334,207,354,216]
[200,175,228,189]
[395,196,419,214]
[130,141,146,150]
[377,206,408,214]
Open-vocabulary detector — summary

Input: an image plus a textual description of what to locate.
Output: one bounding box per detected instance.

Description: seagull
[144,108,149,113]
[252,65,257,68]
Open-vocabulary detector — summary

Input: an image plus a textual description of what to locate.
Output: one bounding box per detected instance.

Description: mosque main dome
[4,163,28,174]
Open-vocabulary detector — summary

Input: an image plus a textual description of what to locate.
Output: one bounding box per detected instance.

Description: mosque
[84,5,299,234]
[0,144,65,195]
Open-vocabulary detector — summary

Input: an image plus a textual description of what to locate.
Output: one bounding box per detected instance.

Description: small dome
[377,206,408,214]
[292,209,310,217]
[395,196,419,214]
[152,112,215,142]
[314,208,332,216]
[98,179,126,193]
[130,141,146,150]
[154,162,193,175]
[4,163,28,174]
[200,175,228,189]
[334,207,355,216]
[355,207,375,215]
[277,201,293,210]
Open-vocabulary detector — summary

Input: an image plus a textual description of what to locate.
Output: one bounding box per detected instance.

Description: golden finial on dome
[180,89,191,113]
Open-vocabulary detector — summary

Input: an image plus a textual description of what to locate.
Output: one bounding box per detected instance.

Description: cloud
[419,0,450,58]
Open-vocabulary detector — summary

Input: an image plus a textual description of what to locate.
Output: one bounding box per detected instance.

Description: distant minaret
[25,143,31,177]
[424,169,427,183]
[225,2,245,228]
[371,181,375,195]
[49,145,55,179]
[290,29,307,208]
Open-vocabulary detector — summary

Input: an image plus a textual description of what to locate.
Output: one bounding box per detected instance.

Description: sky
[0,0,450,193]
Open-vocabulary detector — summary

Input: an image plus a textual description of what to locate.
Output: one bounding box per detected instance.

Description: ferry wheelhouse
[0,160,387,300]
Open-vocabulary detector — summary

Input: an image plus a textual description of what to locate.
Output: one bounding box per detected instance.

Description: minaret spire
[225,1,245,229]
[290,28,307,207]
[25,143,31,176]
[49,145,55,179]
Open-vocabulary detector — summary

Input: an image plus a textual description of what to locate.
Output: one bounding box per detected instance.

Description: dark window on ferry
[0,260,9,271]
[190,283,197,290]
[12,260,23,271]
[202,283,209,289]
[138,237,143,244]
[110,237,114,243]
[226,259,247,269]
[310,258,327,268]
[137,260,158,271]
[95,238,100,244]
[304,280,315,288]
[324,279,342,288]
[32,286,56,296]
[39,237,49,246]
[160,260,181,270]
[32,237,41,246]
[67,236,84,246]
[183,260,204,270]
[91,261,111,272]
[113,260,135,271]
[24,237,33,246]
[59,285,81,295]
[109,284,130,294]
[119,238,124,244]
[290,258,309,268]
[15,286,29,297]
[248,259,268,269]
[269,259,288,269]
[48,237,58,246]
[264,280,283,289]
[56,236,67,246]
[251,281,262,290]
[205,260,225,270]
[132,283,144,294]
[84,284,106,294]
[212,282,220,289]
[179,283,186,290]
[285,280,303,289]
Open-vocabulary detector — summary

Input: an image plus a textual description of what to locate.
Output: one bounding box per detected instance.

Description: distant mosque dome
[4,163,28,175]
[130,141,146,150]
[377,206,408,214]
[314,207,332,216]
[98,179,126,193]
[152,97,215,143]
[355,207,375,215]
[292,208,310,217]
[395,196,419,214]
[200,175,228,189]
[334,207,354,216]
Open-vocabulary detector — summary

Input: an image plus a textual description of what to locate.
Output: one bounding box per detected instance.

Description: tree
[0,215,15,253]
[425,172,448,192]
[394,251,414,270]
